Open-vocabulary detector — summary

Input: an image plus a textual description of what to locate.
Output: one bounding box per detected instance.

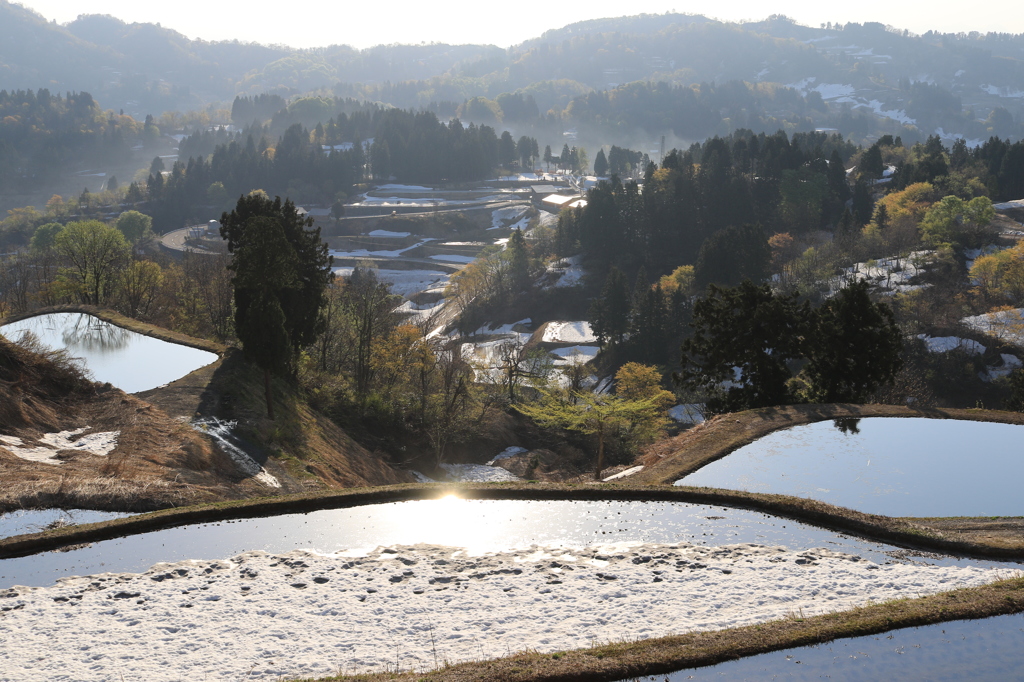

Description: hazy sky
[16,0,1023,49]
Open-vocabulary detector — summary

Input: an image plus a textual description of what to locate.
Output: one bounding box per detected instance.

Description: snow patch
[191,419,280,487]
[602,465,644,481]
[439,463,522,482]
[0,428,118,464]
[487,446,528,466]
[367,230,411,238]
[545,255,585,288]
[917,335,985,355]
[542,321,596,344]
[982,353,1023,381]
[550,345,600,366]
[0,544,1011,680]
[963,308,1024,346]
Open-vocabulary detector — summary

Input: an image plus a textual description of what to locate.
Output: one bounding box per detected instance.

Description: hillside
[0,318,410,512]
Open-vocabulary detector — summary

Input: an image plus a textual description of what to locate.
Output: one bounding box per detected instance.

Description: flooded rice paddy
[1,499,1019,680]
[0,312,217,393]
[0,509,132,540]
[624,612,1024,681]
[1,498,1013,589]
[675,418,1024,517]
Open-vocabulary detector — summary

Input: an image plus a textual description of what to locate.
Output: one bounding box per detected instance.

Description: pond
[623,612,1024,681]
[1,499,1017,681]
[0,312,218,393]
[675,418,1024,517]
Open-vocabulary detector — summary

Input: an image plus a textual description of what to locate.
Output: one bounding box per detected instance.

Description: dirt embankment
[0,309,410,512]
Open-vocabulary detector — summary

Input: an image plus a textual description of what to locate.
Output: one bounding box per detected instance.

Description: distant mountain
[1,3,1022,144]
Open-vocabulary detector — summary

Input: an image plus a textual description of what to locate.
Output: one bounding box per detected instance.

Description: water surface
[0,509,132,540]
[1,498,1010,588]
[1,312,217,393]
[675,418,1024,517]
[624,612,1024,681]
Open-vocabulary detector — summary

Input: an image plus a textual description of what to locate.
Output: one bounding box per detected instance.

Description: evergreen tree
[594,149,609,177]
[678,281,808,413]
[229,216,300,418]
[861,143,884,178]
[804,281,902,403]
[629,282,668,364]
[852,177,873,225]
[515,389,660,480]
[507,228,529,292]
[826,149,850,202]
[221,192,334,362]
[589,267,630,346]
[872,203,889,231]
[693,224,770,291]
[560,144,572,169]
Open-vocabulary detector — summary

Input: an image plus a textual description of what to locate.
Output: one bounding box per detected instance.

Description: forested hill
[2,3,1024,147]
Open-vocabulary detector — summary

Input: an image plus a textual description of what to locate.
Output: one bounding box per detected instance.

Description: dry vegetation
[0,307,411,512]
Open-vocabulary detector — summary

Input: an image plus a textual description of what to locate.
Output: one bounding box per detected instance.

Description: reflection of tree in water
[833,417,861,435]
[61,314,131,353]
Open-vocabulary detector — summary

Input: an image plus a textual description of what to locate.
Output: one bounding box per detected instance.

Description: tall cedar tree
[230,216,299,418]
[221,193,334,363]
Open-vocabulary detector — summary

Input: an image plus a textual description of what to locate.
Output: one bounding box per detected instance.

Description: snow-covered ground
[917,335,985,355]
[490,206,529,231]
[473,319,532,336]
[367,230,411,238]
[0,429,118,464]
[542,321,596,344]
[982,353,1023,381]
[396,298,446,324]
[439,463,521,482]
[486,446,528,466]
[847,252,931,294]
[980,84,1024,99]
[545,255,585,288]
[602,465,644,481]
[332,268,450,299]
[550,345,600,366]
[963,308,1024,346]
[461,335,533,367]
[331,239,433,260]
[0,543,1011,680]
